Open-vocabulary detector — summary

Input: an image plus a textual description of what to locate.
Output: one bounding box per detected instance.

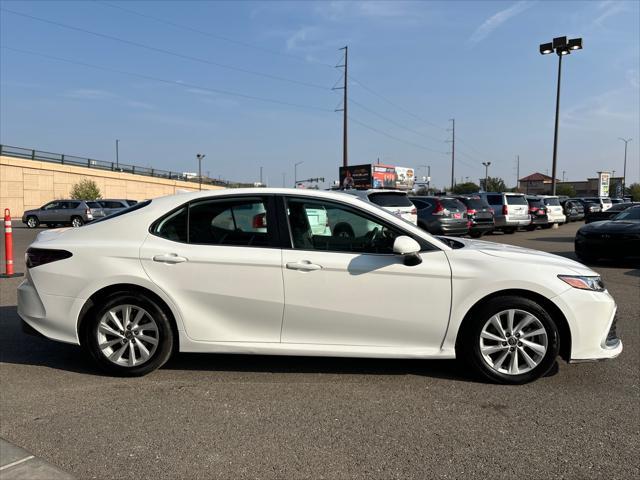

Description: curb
[0,438,75,479]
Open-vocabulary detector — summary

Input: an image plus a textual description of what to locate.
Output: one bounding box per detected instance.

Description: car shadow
[531,236,575,243]
[0,305,478,383]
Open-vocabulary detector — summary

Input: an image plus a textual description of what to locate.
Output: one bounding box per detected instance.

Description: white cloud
[314,1,425,23]
[593,0,626,26]
[468,1,534,45]
[561,89,638,130]
[64,88,115,100]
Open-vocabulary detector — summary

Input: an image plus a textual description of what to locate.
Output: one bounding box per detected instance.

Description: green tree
[483,176,507,192]
[556,184,576,197]
[70,179,102,200]
[627,183,640,202]
[452,182,480,194]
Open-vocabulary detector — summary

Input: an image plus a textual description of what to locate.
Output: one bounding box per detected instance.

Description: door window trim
[280,195,437,254]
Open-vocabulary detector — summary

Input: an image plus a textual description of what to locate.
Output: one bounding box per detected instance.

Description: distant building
[518,172,625,197]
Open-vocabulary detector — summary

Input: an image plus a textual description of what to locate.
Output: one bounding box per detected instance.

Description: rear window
[90,200,152,225]
[441,199,465,211]
[543,198,561,206]
[506,195,527,205]
[410,198,430,210]
[486,194,503,205]
[459,197,489,210]
[101,201,126,209]
[527,198,544,207]
[367,192,412,207]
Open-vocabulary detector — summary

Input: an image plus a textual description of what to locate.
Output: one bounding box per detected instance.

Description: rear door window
[367,192,413,207]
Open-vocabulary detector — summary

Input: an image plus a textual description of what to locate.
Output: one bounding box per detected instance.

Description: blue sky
[1,0,638,189]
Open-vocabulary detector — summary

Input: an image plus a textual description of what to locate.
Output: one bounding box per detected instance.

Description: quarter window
[286,198,403,254]
[153,207,188,243]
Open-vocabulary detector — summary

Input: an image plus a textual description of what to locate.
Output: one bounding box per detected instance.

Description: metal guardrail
[0,144,251,188]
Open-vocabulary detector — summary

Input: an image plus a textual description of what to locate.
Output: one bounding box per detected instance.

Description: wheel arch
[455,288,571,362]
[77,283,180,353]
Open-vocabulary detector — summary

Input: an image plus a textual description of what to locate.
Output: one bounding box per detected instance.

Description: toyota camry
[18,189,621,384]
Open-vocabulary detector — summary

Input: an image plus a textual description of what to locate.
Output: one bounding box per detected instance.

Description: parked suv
[539,195,566,225]
[525,196,550,230]
[581,197,613,212]
[452,195,494,238]
[560,199,585,222]
[344,190,417,225]
[22,200,94,228]
[99,199,138,216]
[478,192,531,233]
[569,198,601,215]
[409,196,469,236]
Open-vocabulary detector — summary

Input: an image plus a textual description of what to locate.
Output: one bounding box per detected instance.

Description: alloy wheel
[479,309,548,375]
[96,304,159,367]
[27,217,37,228]
[71,217,83,227]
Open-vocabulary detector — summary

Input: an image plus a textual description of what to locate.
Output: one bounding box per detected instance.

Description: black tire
[25,216,39,228]
[541,224,553,229]
[71,216,84,228]
[456,296,560,385]
[333,223,355,239]
[81,292,174,377]
[526,225,536,231]
[503,227,516,234]
[469,231,483,239]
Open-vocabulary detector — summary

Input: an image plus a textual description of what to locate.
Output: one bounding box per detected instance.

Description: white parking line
[0,455,35,471]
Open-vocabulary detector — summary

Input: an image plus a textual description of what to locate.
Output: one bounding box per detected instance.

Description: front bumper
[553,287,622,362]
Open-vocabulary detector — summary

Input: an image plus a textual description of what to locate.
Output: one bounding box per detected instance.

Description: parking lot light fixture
[294,161,304,188]
[196,153,206,191]
[539,36,583,195]
[482,162,491,191]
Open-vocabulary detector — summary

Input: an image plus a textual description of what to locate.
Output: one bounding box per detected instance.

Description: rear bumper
[495,216,531,227]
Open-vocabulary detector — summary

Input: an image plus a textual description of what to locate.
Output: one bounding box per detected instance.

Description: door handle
[286,261,322,271]
[153,254,188,264]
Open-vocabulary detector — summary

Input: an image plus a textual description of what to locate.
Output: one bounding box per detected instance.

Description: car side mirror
[393,236,422,266]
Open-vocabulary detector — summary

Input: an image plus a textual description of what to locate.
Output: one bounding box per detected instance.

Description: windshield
[613,207,640,221]
[506,195,527,205]
[367,192,413,207]
[89,200,152,224]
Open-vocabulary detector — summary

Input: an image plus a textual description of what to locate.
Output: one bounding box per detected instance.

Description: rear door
[140,195,284,342]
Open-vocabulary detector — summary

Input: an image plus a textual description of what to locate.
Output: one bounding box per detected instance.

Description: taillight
[410,207,417,215]
[25,248,72,268]
[86,208,91,215]
[433,200,445,216]
[252,213,267,229]
[502,205,508,215]
[467,209,476,215]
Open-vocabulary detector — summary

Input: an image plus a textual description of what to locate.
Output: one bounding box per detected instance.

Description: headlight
[558,275,605,292]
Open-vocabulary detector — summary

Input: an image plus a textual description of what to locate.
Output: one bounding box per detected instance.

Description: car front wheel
[81,293,174,376]
[26,216,39,228]
[457,296,560,384]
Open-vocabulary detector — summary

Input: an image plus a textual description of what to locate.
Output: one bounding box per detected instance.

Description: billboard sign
[340,163,415,190]
[598,171,610,197]
[394,167,415,190]
[339,164,373,189]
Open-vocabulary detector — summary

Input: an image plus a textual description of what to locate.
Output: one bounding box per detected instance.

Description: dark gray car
[99,199,137,216]
[21,200,94,228]
[409,196,469,236]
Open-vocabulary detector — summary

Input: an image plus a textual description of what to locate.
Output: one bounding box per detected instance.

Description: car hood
[579,220,640,234]
[442,237,595,276]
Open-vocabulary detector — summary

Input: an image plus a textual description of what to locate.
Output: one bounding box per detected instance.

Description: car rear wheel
[457,296,560,384]
[469,231,483,238]
[81,293,174,376]
[71,216,84,227]
[26,216,39,228]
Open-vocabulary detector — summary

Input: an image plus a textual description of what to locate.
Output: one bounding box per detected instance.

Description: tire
[333,223,355,239]
[26,216,39,228]
[541,224,553,229]
[457,296,560,384]
[71,216,84,228]
[81,292,175,376]
[526,225,536,231]
[469,231,483,239]
[503,227,516,234]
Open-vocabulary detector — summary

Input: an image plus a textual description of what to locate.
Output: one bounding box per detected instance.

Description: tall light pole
[294,161,304,188]
[618,137,632,196]
[115,139,119,169]
[540,36,583,195]
[418,164,430,192]
[482,161,491,191]
[196,153,205,191]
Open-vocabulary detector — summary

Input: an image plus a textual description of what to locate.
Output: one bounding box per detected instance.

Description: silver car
[478,192,531,234]
[99,199,137,216]
[21,200,94,228]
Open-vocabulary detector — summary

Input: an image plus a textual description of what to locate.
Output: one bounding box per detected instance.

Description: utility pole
[448,118,455,191]
[562,170,566,182]
[334,46,348,167]
[115,139,119,169]
[260,166,263,185]
[516,155,520,190]
[196,153,205,191]
[619,137,632,195]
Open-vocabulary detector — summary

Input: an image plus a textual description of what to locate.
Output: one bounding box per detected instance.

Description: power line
[1,7,331,91]
[1,46,333,112]
[98,1,336,68]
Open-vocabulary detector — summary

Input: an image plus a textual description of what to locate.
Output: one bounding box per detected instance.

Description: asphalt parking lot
[1,222,638,479]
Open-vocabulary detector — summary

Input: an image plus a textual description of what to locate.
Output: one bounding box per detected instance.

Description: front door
[140,195,284,343]
[280,197,452,349]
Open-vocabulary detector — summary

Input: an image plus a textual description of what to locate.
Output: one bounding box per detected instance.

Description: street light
[482,161,491,191]
[196,153,205,191]
[618,137,632,196]
[294,161,304,188]
[540,36,583,195]
[115,139,120,169]
[418,164,430,192]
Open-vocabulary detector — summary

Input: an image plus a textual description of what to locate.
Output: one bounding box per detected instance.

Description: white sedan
[17,189,621,384]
